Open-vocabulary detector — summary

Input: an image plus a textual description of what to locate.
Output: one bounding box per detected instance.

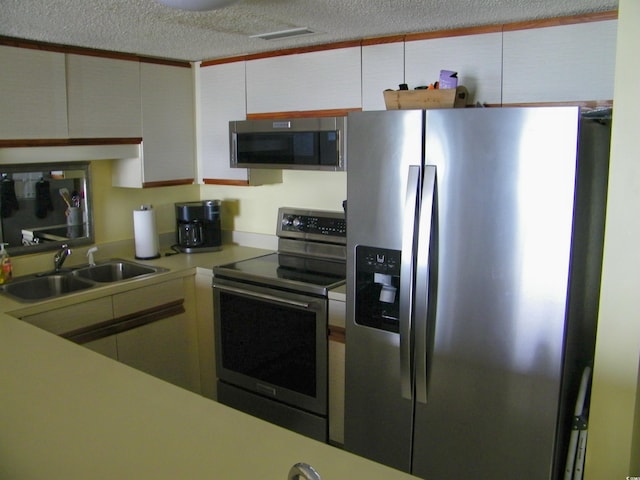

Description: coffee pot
[175,200,222,253]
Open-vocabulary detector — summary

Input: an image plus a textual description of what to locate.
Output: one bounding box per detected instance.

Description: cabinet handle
[64,300,185,344]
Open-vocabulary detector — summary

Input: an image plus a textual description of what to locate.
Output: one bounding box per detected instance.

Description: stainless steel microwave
[229,116,346,171]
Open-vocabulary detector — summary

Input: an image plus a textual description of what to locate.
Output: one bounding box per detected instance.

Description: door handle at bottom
[213,283,312,309]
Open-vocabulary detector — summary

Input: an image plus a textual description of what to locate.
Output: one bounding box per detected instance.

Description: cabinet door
[246,47,362,113]
[140,63,196,184]
[116,312,200,392]
[199,61,250,183]
[0,46,68,139]
[66,54,142,138]
[21,297,114,336]
[502,20,617,103]
[84,335,118,360]
[405,32,503,106]
[362,42,405,111]
[112,278,184,317]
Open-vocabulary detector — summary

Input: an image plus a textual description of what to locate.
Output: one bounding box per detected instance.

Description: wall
[89,161,346,244]
[586,0,640,477]
[200,171,346,236]
[91,160,200,243]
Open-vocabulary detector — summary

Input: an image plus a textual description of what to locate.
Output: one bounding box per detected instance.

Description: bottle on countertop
[0,243,13,284]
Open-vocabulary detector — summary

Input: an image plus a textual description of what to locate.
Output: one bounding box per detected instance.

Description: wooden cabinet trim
[0,35,190,67]
[142,178,195,188]
[201,10,617,65]
[2,10,617,68]
[329,325,345,344]
[246,108,360,120]
[64,300,186,344]
[0,137,142,148]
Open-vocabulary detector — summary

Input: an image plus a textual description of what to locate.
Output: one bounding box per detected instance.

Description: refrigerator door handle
[414,165,437,404]
[399,165,421,400]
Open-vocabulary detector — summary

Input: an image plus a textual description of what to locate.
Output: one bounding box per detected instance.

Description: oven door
[213,277,328,417]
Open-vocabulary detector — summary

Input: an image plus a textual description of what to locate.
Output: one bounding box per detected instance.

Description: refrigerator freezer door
[411,107,581,479]
[345,109,424,472]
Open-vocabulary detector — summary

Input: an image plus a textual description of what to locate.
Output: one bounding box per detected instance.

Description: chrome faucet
[53,244,72,272]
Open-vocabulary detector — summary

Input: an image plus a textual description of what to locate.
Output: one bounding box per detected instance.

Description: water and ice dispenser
[354,246,401,333]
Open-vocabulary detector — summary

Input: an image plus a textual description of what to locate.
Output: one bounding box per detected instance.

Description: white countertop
[0,241,417,480]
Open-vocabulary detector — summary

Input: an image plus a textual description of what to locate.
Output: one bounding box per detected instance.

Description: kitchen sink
[0,259,168,302]
[1,274,95,301]
[72,260,165,283]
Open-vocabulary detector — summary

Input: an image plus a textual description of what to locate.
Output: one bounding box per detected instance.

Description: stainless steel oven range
[212,207,346,442]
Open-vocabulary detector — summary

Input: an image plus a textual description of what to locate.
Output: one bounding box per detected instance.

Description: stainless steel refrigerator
[344,107,610,479]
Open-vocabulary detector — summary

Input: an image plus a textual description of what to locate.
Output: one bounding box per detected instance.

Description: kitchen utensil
[59,188,72,208]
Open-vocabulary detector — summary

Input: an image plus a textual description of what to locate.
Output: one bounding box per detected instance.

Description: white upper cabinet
[502,20,617,103]
[199,61,249,183]
[362,42,405,111]
[404,32,503,106]
[66,54,142,138]
[246,47,362,113]
[199,62,281,185]
[140,62,196,185]
[0,46,68,139]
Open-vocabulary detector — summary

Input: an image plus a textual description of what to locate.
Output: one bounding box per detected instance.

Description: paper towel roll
[133,205,160,260]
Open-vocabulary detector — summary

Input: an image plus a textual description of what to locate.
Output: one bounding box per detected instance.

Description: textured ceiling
[0,0,618,62]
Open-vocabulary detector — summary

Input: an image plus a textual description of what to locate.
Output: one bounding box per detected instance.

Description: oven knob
[292,217,305,229]
[282,216,294,227]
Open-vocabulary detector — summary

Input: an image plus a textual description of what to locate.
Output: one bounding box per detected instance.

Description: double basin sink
[0,259,168,302]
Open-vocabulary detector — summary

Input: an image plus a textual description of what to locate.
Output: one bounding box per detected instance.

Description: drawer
[112,278,184,318]
[21,297,114,335]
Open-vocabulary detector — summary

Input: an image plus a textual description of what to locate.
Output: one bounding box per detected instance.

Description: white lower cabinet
[116,311,199,392]
[20,277,200,393]
[84,335,118,359]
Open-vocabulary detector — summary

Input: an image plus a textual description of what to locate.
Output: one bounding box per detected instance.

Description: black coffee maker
[175,200,222,253]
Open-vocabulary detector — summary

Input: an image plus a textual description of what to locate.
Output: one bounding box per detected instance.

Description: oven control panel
[277,207,346,243]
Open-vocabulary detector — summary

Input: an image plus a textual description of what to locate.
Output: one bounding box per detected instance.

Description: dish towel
[1,178,19,218]
[35,180,54,219]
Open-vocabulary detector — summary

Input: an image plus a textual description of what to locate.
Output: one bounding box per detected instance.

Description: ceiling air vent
[250,27,316,40]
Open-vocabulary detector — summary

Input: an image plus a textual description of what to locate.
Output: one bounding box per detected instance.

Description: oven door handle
[213,283,313,310]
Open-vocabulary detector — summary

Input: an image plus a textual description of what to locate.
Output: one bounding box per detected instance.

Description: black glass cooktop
[212,253,345,296]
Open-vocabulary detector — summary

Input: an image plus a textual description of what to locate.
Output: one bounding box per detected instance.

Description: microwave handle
[229,132,238,167]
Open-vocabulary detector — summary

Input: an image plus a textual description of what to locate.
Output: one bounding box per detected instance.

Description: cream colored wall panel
[67,55,142,138]
[0,46,68,139]
[112,278,184,318]
[246,47,362,113]
[22,297,113,335]
[141,63,196,184]
[503,20,617,103]
[195,269,216,399]
[199,61,250,183]
[329,298,346,329]
[329,339,345,445]
[405,33,502,105]
[362,42,405,111]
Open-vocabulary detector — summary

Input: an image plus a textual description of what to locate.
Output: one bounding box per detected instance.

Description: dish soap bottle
[0,243,13,284]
